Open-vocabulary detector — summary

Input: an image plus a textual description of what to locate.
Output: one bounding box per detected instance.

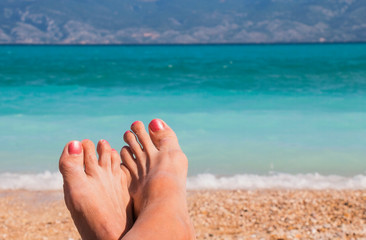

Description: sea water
[0,44,366,190]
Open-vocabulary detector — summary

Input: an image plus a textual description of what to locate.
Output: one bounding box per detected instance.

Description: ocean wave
[0,171,63,190]
[0,172,366,191]
[187,173,366,190]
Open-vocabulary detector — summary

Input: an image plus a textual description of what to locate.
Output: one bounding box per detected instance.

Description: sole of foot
[121,119,195,240]
[59,139,133,240]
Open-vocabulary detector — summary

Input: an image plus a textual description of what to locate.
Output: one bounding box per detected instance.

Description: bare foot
[121,119,195,240]
[59,139,133,240]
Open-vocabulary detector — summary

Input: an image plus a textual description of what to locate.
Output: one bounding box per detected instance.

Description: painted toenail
[149,119,164,132]
[124,130,131,136]
[112,148,117,152]
[68,141,82,155]
[131,121,140,128]
[100,139,109,144]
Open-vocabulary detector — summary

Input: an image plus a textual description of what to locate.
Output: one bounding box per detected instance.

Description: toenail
[131,121,140,128]
[68,141,82,155]
[112,148,117,152]
[100,139,109,144]
[126,130,134,135]
[149,119,164,132]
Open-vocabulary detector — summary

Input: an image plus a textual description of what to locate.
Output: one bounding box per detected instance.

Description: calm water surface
[0,44,366,189]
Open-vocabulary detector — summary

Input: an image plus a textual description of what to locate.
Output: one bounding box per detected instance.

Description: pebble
[187,189,366,239]
[1,189,366,239]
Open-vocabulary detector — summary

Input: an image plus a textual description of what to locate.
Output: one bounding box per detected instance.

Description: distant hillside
[1,0,366,44]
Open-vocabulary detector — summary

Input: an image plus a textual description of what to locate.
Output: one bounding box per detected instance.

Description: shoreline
[2,171,366,191]
[1,189,365,239]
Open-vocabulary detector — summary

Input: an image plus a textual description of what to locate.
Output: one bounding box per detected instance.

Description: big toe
[148,119,181,151]
[59,140,85,179]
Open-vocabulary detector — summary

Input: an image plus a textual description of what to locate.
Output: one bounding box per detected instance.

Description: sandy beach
[0,189,365,240]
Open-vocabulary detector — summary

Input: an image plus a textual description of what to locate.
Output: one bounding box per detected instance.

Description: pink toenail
[100,139,109,144]
[112,148,117,152]
[68,141,82,155]
[124,130,131,137]
[149,119,164,132]
[131,121,140,128]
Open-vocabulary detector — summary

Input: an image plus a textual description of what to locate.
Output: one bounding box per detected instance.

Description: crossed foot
[59,119,195,240]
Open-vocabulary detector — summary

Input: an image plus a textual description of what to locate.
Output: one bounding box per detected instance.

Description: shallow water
[1,44,366,189]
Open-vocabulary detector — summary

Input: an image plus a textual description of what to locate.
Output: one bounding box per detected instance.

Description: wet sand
[0,189,365,239]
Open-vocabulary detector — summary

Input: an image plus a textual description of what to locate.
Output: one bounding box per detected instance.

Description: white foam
[0,171,63,190]
[1,171,366,191]
[187,173,366,190]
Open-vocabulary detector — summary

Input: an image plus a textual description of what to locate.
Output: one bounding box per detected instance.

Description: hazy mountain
[1,0,365,44]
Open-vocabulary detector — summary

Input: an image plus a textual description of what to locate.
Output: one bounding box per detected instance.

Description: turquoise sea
[0,44,366,190]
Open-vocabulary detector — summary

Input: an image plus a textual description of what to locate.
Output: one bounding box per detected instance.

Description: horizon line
[1,41,366,46]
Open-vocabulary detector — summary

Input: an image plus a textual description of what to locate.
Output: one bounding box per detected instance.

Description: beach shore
[0,189,365,239]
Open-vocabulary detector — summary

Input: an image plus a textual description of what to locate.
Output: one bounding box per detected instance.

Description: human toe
[120,146,138,178]
[130,121,154,151]
[97,139,112,169]
[148,119,181,151]
[59,141,85,180]
[111,148,122,173]
[123,130,144,159]
[81,139,99,175]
